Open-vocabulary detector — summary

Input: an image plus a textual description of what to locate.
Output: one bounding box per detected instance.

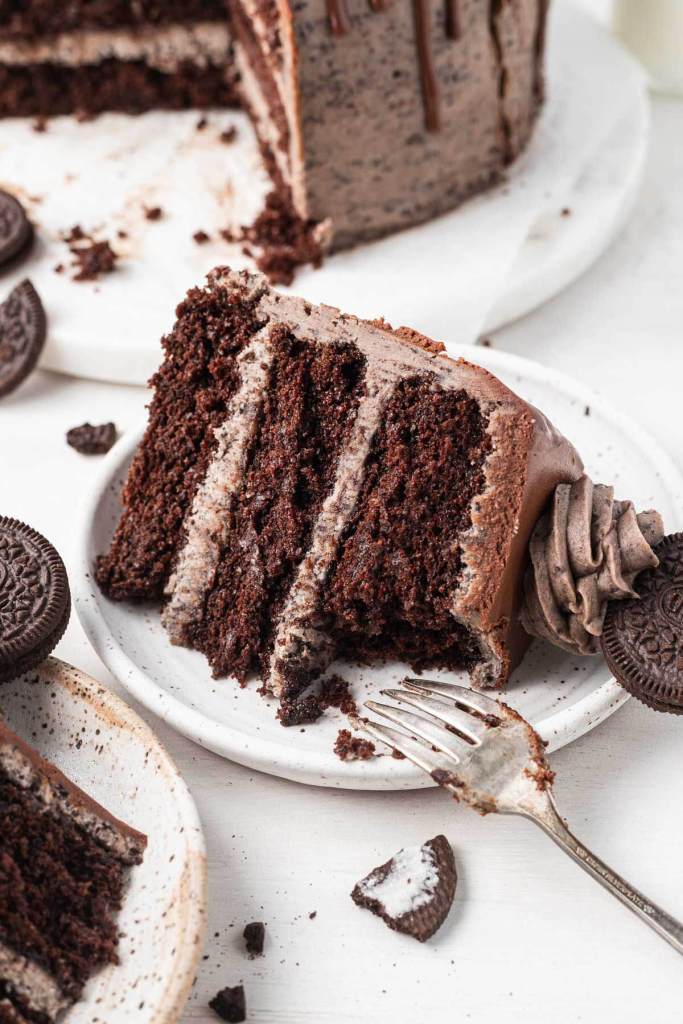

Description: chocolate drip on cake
[413,0,440,132]
[326,0,352,36]
[98,268,583,709]
[445,0,461,40]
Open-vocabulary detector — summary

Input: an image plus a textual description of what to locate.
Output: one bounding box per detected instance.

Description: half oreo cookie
[0,190,33,268]
[602,533,683,714]
[0,517,70,683]
[351,835,456,942]
[0,280,47,399]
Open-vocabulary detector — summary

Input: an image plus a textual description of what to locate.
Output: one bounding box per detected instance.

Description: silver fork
[360,677,683,956]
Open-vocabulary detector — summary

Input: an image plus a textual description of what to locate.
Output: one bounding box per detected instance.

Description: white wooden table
[2,19,683,1024]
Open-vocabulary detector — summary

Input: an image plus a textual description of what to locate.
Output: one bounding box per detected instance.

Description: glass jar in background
[612,0,683,95]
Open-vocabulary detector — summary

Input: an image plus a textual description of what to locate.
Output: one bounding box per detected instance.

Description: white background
[1,2,682,1022]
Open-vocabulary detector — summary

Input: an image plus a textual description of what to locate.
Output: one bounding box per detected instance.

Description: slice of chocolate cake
[97,266,582,709]
[0,719,146,1023]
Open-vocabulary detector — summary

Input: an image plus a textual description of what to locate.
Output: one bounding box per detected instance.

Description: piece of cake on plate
[0,719,146,1024]
[97,267,663,719]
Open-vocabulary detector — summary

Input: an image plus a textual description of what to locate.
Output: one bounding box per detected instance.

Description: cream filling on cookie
[0,21,232,73]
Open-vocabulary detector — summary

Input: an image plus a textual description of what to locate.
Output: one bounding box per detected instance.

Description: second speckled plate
[0,658,207,1024]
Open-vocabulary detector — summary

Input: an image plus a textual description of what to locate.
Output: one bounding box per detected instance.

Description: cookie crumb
[66,422,117,455]
[145,206,163,222]
[193,230,211,245]
[243,921,265,957]
[220,127,238,144]
[209,986,246,1023]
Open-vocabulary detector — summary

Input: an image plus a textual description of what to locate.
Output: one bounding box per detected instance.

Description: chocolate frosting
[520,475,664,655]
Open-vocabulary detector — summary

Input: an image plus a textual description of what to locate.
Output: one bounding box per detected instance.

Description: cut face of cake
[0,1,550,254]
[0,1,238,117]
[0,719,146,1024]
[96,267,582,708]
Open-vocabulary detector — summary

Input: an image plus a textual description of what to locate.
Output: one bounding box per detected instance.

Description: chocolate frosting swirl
[520,475,664,655]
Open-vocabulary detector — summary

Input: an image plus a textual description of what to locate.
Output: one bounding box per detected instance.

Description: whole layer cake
[0,718,146,1024]
[96,266,582,708]
[0,0,550,253]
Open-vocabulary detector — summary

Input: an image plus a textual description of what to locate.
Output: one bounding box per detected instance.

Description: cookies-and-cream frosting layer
[0,21,232,72]
[521,474,665,654]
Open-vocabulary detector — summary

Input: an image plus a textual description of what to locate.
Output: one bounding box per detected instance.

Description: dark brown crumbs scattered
[224,190,322,286]
[209,986,246,1023]
[243,921,265,957]
[193,230,210,244]
[196,116,209,131]
[479,337,492,348]
[54,263,64,274]
[117,230,129,239]
[220,127,237,144]
[308,911,317,919]
[561,207,571,216]
[391,748,406,760]
[32,117,47,133]
[277,675,356,727]
[334,729,376,762]
[319,674,357,715]
[66,422,117,455]
[145,206,163,222]
[62,226,117,281]
[584,405,591,417]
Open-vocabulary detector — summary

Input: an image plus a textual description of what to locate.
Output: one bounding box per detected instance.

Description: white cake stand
[0,3,647,386]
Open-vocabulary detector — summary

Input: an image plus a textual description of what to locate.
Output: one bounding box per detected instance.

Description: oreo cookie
[0,191,33,268]
[0,280,47,399]
[0,518,70,683]
[351,835,456,942]
[602,533,683,714]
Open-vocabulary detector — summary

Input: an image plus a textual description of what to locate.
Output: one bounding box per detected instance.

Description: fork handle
[529,797,683,956]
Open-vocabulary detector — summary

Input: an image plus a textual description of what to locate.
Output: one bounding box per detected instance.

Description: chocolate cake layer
[231,0,548,252]
[324,376,492,674]
[0,720,146,1024]
[96,283,266,601]
[0,58,237,118]
[0,0,226,38]
[99,268,583,703]
[193,327,365,681]
[0,20,238,117]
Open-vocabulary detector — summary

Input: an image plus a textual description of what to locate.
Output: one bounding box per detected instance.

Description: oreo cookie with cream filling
[351,835,456,942]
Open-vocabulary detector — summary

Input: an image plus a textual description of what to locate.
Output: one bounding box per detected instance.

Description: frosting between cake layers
[0,736,144,864]
[0,21,232,72]
[163,334,274,643]
[0,941,70,1019]
[520,475,664,655]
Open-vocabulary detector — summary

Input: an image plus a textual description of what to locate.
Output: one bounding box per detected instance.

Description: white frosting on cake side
[0,21,232,72]
[358,842,440,918]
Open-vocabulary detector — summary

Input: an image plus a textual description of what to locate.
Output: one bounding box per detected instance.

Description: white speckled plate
[75,347,683,791]
[0,658,207,1024]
